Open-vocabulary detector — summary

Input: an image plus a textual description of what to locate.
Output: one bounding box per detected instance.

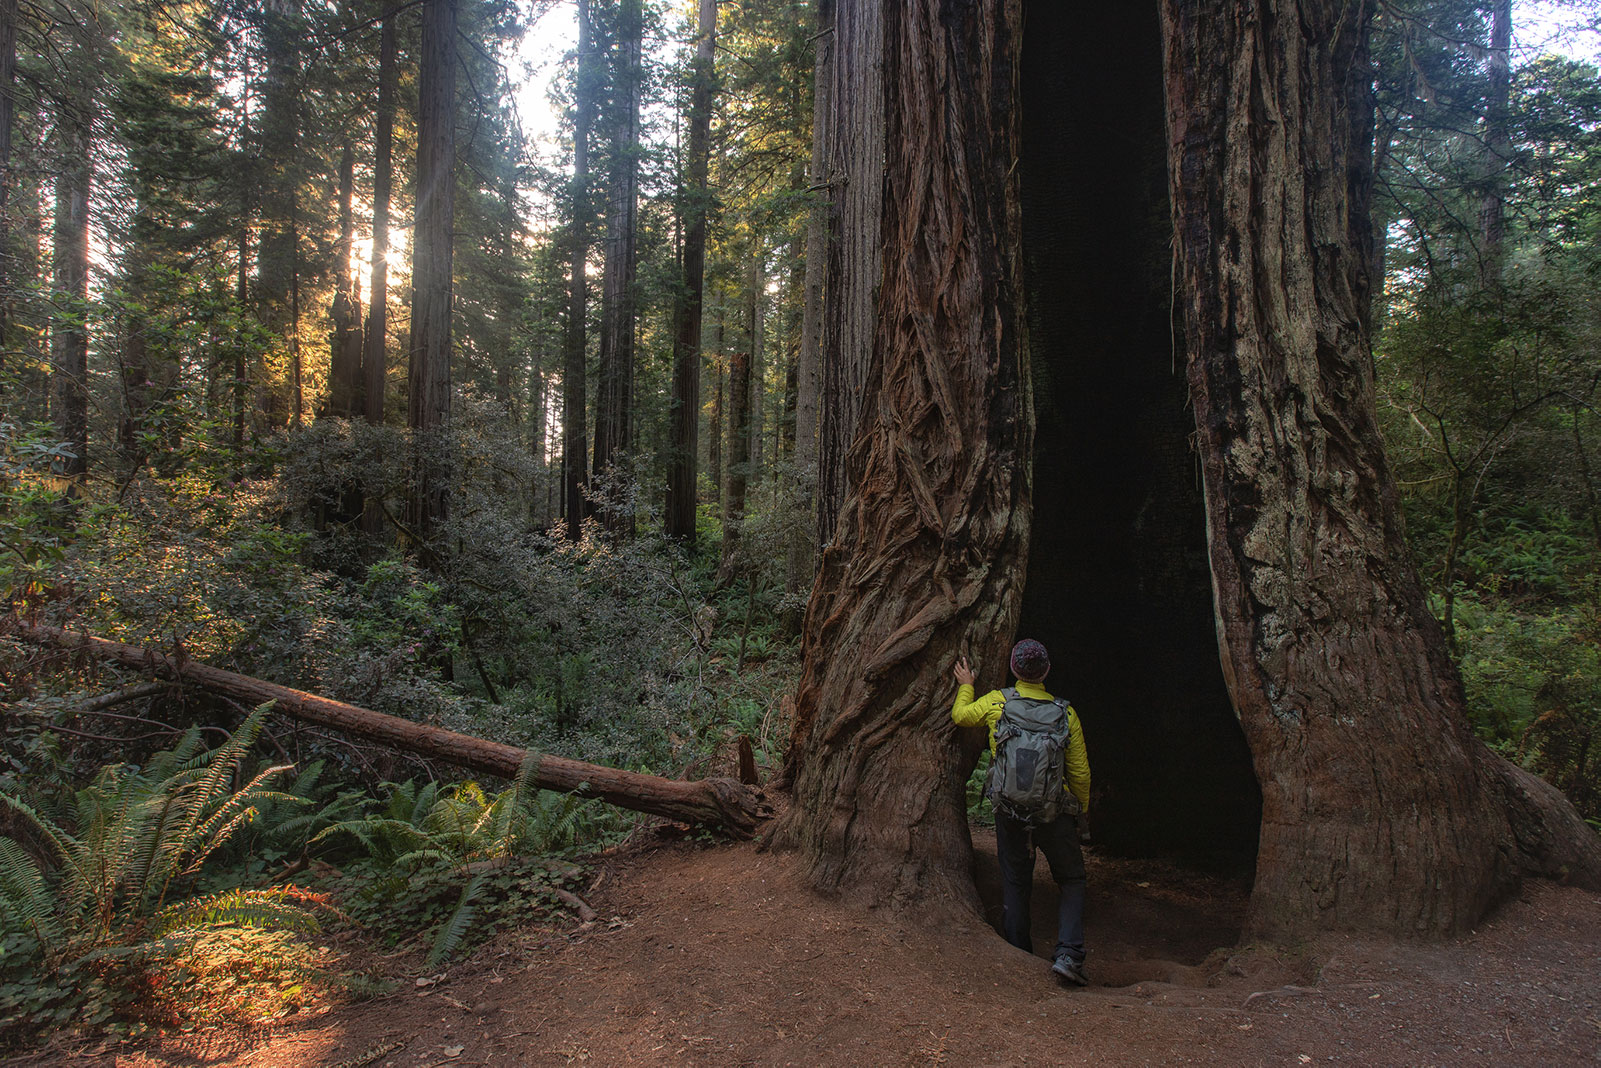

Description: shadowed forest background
[1,0,1600,1047]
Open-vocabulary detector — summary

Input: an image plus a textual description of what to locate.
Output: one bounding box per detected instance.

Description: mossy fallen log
[13,621,766,837]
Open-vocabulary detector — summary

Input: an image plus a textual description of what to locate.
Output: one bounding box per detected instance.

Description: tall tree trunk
[328,141,363,418]
[593,0,642,531]
[718,346,751,581]
[787,0,831,606]
[771,0,1029,917]
[408,0,457,540]
[815,0,883,550]
[492,177,520,416]
[233,55,252,451]
[562,0,598,541]
[0,0,18,345]
[51,112,90,479]
[234,225,249,448]
[748,253,765,481]
[665,0,717,542]
[256,0,302,394]
[1159,0,1599,937]
[290,190,303,428]
[363,10,396,430]
[708,352,723,501]
[361,11,396,536]
[1478,0,1511,280]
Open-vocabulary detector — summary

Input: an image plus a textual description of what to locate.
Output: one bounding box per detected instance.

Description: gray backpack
[986,689,1079,825]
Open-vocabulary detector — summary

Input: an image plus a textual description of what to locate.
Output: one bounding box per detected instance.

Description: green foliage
[1455,588,1601,822]
[0,705,332,1042]
[312,759,625,965]
[966,750,995,827]
[0,419,80,604]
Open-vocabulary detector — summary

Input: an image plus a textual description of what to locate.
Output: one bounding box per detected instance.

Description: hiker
[952,638,1091,986]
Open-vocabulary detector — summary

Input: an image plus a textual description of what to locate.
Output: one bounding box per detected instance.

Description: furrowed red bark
[814,0,882,550]
[771,0,1029,917]
[14,623,764,836]
[1159,0,1601,937]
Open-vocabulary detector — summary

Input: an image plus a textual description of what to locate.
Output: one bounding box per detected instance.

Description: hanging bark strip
[15,623,764,836]
[771,0,1030,917]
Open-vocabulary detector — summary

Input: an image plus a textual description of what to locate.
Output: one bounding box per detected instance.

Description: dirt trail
[23,831,1601,1067]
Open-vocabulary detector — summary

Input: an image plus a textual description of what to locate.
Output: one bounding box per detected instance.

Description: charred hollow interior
[1015,2,1261,872]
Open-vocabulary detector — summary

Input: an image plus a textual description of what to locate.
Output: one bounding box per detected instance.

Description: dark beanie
[1010,639,1050,681]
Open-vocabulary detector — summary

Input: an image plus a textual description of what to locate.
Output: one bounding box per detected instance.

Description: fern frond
[0,791,91,911]
[150,886,323,939]
[383,779,422,822]
[0,837,64,950]
[185,765,295,864]
[167,705,273,857]
[391,847,455,870]
[425,873,486,967]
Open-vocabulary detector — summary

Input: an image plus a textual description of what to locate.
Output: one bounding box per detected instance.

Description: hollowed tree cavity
[1017,2,1260,871]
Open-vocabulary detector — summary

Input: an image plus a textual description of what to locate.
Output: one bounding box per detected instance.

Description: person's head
[1010,638,1050,683]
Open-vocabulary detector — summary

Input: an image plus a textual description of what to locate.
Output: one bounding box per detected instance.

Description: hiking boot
[1051,956,1088,986]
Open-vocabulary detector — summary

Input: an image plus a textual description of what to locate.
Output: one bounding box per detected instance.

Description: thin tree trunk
[408,0,458,539]
[1159,0,1600,937]
[748,252,765,479]
[771,0,1030,918]
[1479,0,1511,279]
[493,178,520,416]
[815,0,883,550]
[290,189,303,428]
[718,345,752,581]
[361,12,396,535]
[235,225,249,448]
[363,10,396,430]
[234,54,252,450]
[0,0,18,344]
[51,113,90,479]
[708,353,723,502]
[562,0,598,540]
[14,623,765,835]
[328,141,363,418]
[665,0,717,542]
[593,0,642,532]
[256,0,302,382]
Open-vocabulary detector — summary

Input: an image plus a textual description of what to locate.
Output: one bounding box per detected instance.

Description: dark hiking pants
[994,808,1086,963]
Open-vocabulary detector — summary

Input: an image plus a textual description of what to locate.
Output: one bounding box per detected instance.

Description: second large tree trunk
[1159,0,1600,936]
[771,0,1028,917]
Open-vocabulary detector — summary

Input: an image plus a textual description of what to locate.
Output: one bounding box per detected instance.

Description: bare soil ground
[12,827,1601,1067]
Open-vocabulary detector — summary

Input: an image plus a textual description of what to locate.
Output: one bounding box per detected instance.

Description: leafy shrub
[1455,590,1601,823]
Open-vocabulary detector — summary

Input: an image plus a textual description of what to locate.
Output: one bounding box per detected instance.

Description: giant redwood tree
[771,0,1030,914]
[774,0,1601,937]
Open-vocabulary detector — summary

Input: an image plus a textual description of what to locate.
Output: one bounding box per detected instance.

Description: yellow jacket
[951,680,1090,814]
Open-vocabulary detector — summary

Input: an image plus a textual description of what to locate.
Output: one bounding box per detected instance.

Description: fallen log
[13,622,766,837]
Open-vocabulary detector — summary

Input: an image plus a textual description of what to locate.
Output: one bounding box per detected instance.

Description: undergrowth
[0,418,803,1050]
